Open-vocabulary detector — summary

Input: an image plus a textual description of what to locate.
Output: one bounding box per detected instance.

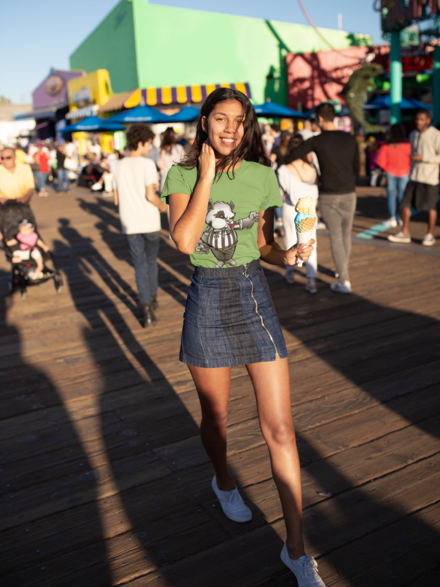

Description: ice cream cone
[296,229,314,267]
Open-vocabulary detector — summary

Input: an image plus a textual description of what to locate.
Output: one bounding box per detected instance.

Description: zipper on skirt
[244,264,279,356]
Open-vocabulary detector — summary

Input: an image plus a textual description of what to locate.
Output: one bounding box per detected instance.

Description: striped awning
[141,83,251,106]
[98,89,142,114]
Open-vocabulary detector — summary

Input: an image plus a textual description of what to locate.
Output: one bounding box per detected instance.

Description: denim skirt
[180,260,288,368]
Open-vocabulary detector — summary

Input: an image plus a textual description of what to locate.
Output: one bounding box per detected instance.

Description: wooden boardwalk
[1,185,439,587]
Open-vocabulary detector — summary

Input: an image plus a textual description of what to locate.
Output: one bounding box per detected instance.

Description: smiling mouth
[220,138,235,145]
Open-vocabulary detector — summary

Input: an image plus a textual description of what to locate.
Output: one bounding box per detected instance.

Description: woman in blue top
[162,88,324,586]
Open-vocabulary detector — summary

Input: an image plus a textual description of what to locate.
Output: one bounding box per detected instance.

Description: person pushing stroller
[6,218,49,280]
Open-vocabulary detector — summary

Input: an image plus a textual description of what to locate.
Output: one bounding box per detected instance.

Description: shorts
[12,248,41,262]
[401,180,439,211]
[180,260,288,368]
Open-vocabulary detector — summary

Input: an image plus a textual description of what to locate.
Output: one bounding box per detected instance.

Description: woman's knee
[263,420,296,447]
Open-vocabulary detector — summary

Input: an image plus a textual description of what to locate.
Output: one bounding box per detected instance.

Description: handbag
[30,162,40,172]
[64,156,77,171]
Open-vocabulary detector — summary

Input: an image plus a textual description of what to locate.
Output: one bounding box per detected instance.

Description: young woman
[162,88,325,587]
[158,127,185,191]
[278,134,319,292]
[376,123,411,227]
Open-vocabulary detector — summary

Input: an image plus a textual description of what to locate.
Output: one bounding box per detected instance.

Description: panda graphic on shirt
[196,200,259,268]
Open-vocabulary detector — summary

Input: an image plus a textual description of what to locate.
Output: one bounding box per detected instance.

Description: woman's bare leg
[188,365,235,491]
[247,356,305,560]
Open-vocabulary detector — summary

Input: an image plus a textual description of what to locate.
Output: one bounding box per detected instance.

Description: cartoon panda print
[195,200,259,268]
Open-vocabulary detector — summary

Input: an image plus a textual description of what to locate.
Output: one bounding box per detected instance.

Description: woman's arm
[168,143,216,254]
[157,150,166,170]
[257,209,314,267]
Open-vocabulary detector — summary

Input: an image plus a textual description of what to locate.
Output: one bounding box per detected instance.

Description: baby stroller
[1,201,63,301]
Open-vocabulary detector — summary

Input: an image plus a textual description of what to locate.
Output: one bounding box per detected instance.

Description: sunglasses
[1,156,13,160]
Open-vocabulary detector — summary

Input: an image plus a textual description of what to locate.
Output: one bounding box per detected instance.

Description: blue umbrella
[253,101,308,118]
[108,106,165,123]
[363,95,433,110]
[166,106,200,122]
[62,116,125,132]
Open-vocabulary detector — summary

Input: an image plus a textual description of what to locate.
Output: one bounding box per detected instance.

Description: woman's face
[203,100,245,158]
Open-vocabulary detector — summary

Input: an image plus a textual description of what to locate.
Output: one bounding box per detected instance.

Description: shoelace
[224,488,244,509]
[303,556,319,582]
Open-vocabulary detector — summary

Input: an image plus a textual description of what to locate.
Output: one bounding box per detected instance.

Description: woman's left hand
[285,239,315,266]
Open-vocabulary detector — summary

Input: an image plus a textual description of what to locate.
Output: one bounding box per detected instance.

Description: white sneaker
[276,218,283,227]
[285,269,295,284]
[281,544,326,586]
[382,217,397,228]
[398,217,403,226]
[330,280,351,294]
[211,476,252,523]
[317,221,326,230]
[422,233,436,247]
[388,231,411,243]
[305,278,317,294]
[91,182,102,191]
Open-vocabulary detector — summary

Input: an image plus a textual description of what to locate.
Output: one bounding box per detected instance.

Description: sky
[0,0,384,105]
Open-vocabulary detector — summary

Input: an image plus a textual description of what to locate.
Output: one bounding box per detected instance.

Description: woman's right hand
[198,141,216,182]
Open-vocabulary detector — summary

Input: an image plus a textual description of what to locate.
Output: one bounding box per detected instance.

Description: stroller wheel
[21,290,27,301]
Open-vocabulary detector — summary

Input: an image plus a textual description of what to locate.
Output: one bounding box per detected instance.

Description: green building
[70,0,371,107]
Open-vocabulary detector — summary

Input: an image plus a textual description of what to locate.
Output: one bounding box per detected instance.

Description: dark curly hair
[180,87,270,174]
[387,123,407,144]
[126,124,155,151]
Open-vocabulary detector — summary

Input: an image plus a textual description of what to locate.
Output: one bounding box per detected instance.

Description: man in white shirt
[113,124,167,327]
[389,109,440,246]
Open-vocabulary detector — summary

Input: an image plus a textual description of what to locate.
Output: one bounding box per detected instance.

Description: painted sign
[286,45,389,111]
[33,69,84,110]
[67,70,113,115]
[45,75,64,96]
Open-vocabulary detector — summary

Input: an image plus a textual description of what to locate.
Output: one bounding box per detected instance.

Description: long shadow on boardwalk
[50,219,283,586]
[72,202,440,587]
[0,272,111,587]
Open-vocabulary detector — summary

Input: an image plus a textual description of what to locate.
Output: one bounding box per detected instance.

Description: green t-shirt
[161,160,282,269]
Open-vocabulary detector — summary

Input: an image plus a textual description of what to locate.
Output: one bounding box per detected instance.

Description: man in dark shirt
[56,144,70,193]
[285,102,359,294]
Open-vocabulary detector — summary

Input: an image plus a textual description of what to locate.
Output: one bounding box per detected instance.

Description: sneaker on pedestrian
[305,278,317,294]
[387,231,411,244]
[398,217,403,226]
[382,217,397,228]
[142,303,157,328]
[422,233,436,247]
[285,269,295,284]
[276,218,283,227]
[281,544,326,587]
[317,221,326,230]
[91,182,102,191]
[330,280,351,294]
[211,476,252,523]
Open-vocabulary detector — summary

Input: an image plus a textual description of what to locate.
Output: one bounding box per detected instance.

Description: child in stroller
[1,200,63,300]
[6,219,49,280]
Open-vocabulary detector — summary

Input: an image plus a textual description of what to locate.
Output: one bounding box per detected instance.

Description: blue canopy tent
[363,95,433,110]
[165,107,200,122]
[61,116,126,133]
[253,101,308,119]
[108,106,167,123]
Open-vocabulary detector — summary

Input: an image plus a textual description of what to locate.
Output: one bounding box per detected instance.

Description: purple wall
[33,69,85,109]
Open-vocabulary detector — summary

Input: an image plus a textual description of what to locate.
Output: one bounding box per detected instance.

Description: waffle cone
[297,216,316,233]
